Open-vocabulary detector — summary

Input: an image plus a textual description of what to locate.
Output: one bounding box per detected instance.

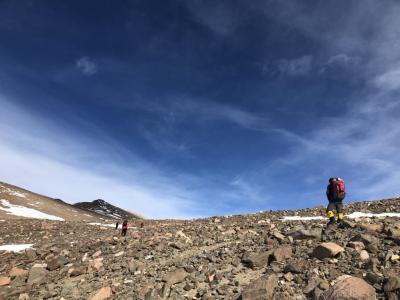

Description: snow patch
[281,211,400,221]
[347,212,400,218]
[1,187,27,198]
[88,222,137,229]
[0,199,64,221]
[88,223,115,227]
[281,216,325,221]
[0,244,34,252]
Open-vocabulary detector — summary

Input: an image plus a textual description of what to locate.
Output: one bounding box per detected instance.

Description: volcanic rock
[312,242,344,260]
[241,274,278,300]
[320,276,376,300]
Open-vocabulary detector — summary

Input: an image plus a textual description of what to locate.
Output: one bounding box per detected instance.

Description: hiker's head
[329,178,335,183]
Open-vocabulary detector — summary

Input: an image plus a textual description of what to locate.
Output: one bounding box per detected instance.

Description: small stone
[360,250,370,261]
[68,266,87,277]
[0,276,11,286]
[89,258,103,271]
[18,293,30,300]
[92,250,102,258]
[114,251,124,257]
[348,241,365,251]
[284,272,293,282]
[9,267,28,278]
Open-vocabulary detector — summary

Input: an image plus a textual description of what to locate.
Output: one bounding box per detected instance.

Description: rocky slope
[0,182,113,222]
[74,199,143,221]
[0,198,399,300]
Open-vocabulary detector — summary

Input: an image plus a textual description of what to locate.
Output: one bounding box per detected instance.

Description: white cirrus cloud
[76,57,98,76]
[277,55,313,77]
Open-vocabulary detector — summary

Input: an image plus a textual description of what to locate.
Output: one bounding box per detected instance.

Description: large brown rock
[0,276,11,286]
[289,228,322,240]
[242,274,278,300]
[88,286,113,300]
[273,246,292,262]
[383,276,400,292]
[162,268,188,285]
[313,242,344,260]
[320,276,376,300]
[27,265,48,285]
[9,267,28,278]
[242,251,273,268]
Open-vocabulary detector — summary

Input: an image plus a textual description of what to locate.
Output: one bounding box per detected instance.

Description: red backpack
[331,178,346,199]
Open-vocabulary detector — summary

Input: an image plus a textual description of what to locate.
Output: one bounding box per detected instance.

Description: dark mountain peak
[74,199,143,220]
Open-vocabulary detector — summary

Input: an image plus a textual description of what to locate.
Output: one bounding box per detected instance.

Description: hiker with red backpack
[121,220,128,236]
[326,177,346,227]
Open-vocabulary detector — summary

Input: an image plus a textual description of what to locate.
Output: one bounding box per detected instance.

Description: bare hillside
[0,182,112,222]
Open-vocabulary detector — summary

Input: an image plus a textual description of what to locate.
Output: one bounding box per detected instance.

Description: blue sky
[1,0,400,219]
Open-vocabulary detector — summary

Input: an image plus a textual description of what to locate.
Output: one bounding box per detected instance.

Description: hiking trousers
[327,200,343,214]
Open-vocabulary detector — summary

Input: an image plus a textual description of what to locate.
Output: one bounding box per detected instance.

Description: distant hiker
[115,221,119,230]
[140,222,144,228]
[326,177,346,227]
[121,220,128,236]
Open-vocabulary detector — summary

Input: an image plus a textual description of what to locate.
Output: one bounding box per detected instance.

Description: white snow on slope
[88,222,137,229]
[281,211,400,221]
[88,222,116,227]
[0,244,34,252]
[347,212,400,218]
[0,187,27,198]
[281,216,325,221]
[0,199,64,221]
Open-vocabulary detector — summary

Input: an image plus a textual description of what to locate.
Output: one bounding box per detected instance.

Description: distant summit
[74,199,143,220]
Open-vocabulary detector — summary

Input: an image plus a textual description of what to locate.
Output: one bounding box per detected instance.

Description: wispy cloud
[0,97,205,219]
[76,57,98,76]
[327,53,361,67]
[277,55,313,77]
[133,97,269,130]
[184,1,246,36]
[372,67,400,92]
[0,96,269,218]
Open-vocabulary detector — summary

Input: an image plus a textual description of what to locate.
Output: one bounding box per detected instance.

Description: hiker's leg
[336,201,344,221]
[327,201,335,224]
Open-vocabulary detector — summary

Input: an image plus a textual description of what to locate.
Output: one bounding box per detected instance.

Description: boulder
[162,268,188,285]
[383,276,400,292]
[273,246,292,262]
[242,275,278,300]
[320,276,376,300]
[359,224,382,233]
[46,257,61,271]
[88,286,113,300]
[242,251,273,268]
[313,242,344,260]
[27,266,48,285]
[351,234,379,245]
[290,228,322,240]
[9,267,28,278]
